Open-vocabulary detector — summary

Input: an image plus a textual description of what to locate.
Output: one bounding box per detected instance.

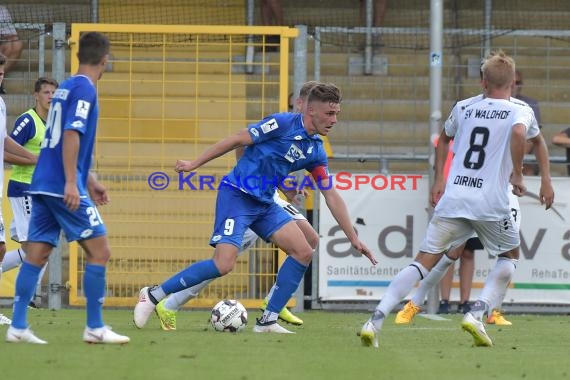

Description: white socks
[411,254,455,306]
[1,248,25,271]
[164,278,214,311]
[372,262,429,330]
[478,257,517,312]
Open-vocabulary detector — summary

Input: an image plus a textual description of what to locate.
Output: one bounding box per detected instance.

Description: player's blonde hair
[481,52,515,89]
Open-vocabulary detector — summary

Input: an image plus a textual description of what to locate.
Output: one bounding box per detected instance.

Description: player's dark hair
[34,77,58,92]
[307,82,342,104]
[0,52,6,66]
[77,31,110,65]
[299,80,320,99]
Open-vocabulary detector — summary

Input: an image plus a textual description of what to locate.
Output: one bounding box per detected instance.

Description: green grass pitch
[1,308,569,380]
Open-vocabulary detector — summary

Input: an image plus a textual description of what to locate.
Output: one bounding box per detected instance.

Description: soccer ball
[210,299,248,332]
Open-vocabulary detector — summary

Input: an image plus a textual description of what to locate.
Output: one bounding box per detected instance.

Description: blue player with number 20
[6,32,130,345]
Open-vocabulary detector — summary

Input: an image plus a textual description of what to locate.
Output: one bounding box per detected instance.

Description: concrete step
[329,121,429,145]
[94,141,236,171]
[99,96,246,120]
[100,72,246,98]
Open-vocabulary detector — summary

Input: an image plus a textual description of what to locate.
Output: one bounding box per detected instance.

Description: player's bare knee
[307,231,319,250]
[416,251,443,271]
[289,247,313,265]
[213,257,235,275]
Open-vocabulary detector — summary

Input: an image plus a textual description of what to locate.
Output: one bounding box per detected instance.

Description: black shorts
[465,237,484,251]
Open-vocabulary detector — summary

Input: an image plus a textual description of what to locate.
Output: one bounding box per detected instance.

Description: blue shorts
[28,194,107,247]
[209,186,292,248]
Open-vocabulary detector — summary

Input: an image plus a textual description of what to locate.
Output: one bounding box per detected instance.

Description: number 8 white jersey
[436,95,537,221]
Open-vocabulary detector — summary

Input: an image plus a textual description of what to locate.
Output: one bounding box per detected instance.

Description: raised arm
[175,129,253,173]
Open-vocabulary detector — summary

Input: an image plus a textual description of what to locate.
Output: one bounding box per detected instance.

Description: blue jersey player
[6,32,130,344]
[134,83,377,333]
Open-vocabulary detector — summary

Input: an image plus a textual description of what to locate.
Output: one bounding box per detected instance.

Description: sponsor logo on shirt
[53,89,69,100]
[71,120,84,129]
[260,118,278,134]
[250,128,259,138]
[284,144,306,163]
[75,100,91,119]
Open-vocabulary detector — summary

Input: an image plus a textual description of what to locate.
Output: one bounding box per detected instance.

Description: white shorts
[9,195,32,243]
[508,190,521,230]
[273,194,307,221]
[419,214,519,257]
[457,190,522,250]
[239,193,308,253]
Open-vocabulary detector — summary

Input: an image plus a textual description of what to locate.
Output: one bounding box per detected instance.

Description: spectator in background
[552,128,570,175]
[513,69,542,175]
[260,0,284,52]
[0,6,24,94]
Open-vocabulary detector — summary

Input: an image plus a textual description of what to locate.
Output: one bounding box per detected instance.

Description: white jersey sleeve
[444,94,485,154]
[510,97,540,139]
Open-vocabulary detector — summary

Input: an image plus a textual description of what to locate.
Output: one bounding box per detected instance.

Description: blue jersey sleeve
[248,113,298,144]
[10,113,37,146]
[305,142,329,173]
[64,81,97,135]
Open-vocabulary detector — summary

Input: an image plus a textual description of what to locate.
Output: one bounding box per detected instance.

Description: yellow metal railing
[68,23,298,308]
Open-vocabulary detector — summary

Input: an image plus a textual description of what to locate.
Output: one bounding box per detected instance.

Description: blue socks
[12,262,42,329]
[161,259,221,295]
[266,256,308,313]
[13,262,107,329]
[84,264,106,329]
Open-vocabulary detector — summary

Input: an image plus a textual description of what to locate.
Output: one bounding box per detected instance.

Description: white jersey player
[0,55,38,325]
[394,93,538,326]
[359,53,554,349]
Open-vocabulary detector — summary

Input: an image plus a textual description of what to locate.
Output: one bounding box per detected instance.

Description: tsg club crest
[284,144,306,163]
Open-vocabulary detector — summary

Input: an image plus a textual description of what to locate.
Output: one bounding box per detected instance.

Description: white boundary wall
[318,176,570,305]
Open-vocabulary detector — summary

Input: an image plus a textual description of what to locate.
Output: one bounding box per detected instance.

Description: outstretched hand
[354,240,378,265]
[175,160,194,173]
